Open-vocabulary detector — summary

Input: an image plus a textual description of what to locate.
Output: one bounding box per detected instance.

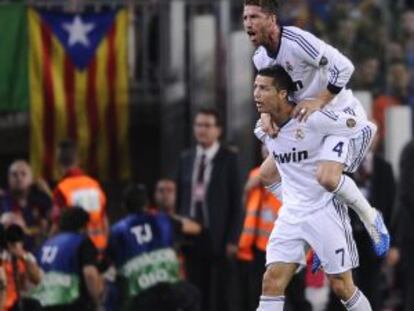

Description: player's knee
[329,276,347,298]
[316,172,338,192]
[328,275,355,301]
[262,266,287,296]
[316,163,342,192]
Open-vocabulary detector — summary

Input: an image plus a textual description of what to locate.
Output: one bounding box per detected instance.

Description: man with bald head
[8,161,34,196]
[0,160,52,251]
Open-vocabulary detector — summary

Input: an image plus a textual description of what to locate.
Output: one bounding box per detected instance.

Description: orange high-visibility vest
[3,257,26,311]
[55,174,107,251]
[238,168,282,261]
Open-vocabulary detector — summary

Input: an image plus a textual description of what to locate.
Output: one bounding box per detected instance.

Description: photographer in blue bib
[31,208,104,311]
[106,183,201,311]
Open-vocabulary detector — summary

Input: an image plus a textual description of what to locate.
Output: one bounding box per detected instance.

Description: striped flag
[0,4,28,111]
[28,8,130,181]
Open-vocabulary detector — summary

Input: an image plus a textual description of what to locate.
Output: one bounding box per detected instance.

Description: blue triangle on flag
[39,9,117,70]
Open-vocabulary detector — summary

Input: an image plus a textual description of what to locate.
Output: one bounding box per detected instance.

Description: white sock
[257,295,285,311]
[265,182,283,200]
[334,175,376,225]
[341,288,372,311]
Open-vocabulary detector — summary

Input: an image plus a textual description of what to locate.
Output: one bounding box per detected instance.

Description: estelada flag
[0,4,28,112]
[28,8,130,181]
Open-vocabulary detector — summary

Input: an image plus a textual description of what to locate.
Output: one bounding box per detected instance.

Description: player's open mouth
[247,31,256,39]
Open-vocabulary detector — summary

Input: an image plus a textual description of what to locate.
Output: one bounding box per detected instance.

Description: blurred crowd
[276,0,414,147]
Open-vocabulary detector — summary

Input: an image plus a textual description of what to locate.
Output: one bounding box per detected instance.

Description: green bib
[31,272,80,306]
[120,247,180,297]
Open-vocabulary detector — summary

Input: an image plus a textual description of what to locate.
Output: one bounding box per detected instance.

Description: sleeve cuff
[327,83,343,94]
[254,119,267,143]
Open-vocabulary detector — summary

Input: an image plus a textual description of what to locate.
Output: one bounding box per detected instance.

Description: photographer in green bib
[107,183,201,311]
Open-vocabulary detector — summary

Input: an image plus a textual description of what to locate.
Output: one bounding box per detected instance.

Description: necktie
[197,154,206,183]
[195,154,206,225]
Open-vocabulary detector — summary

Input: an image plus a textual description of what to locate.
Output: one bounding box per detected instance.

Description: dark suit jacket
[370,154,396,229]
[176,145,243,256]
[395,140,414,244]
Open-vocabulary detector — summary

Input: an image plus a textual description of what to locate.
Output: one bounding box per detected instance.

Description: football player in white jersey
[254,65,374,311]
[243,0,389,258]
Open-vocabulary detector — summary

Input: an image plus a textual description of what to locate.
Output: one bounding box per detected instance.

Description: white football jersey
[253,26,361,114]
[258,111,373,223]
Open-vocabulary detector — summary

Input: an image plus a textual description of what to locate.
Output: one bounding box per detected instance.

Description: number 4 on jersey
[332,142,344,157]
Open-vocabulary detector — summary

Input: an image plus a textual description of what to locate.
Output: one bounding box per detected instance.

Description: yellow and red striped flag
[28,8,130,181]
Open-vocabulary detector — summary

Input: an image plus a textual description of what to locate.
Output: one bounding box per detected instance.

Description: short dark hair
[195,107,222,127]
[257,65,295,93]
[244,0,279,15]
[123,183,148,213]
[57,139,78,167]
[156,178,175,187]
[59,207,90,232]
[5,225,24,243]
[0,225,5,250]
[389,59,407,68]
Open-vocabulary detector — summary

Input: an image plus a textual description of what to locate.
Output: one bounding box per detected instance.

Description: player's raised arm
[289,27,355,120]
[288,27,354,93]
[323,44,355,96]
[283,26,327,68]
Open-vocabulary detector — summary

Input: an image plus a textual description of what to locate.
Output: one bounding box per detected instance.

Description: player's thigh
[316,161,344,191]
[319,136,350,169]
[304,199,359,275]
[266,218,307,268]
[344,123,377,173]
[318,136,348,189]
[326,270,356,298]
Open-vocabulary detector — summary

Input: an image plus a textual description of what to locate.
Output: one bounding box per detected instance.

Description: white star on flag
[63,15,94,47]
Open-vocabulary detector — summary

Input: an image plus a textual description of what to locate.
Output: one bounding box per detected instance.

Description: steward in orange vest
[238,167,281,261]
[235,167,281,311]
[52,140,108,253]
[236,167,312,311]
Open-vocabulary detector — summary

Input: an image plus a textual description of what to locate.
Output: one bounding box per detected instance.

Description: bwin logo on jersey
[273,148,308,164]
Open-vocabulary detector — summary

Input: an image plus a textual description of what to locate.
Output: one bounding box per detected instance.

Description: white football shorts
[266,198,359,274]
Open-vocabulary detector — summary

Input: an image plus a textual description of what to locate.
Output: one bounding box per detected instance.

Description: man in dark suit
[351,149,396,310]
[176,107,243,311]
[394,138,414,311]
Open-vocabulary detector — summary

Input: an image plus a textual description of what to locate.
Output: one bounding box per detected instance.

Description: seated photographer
[0,224,42,311]
[106,183,201,311]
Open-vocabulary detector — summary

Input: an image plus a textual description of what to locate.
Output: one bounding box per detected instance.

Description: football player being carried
[254,65,374,311]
